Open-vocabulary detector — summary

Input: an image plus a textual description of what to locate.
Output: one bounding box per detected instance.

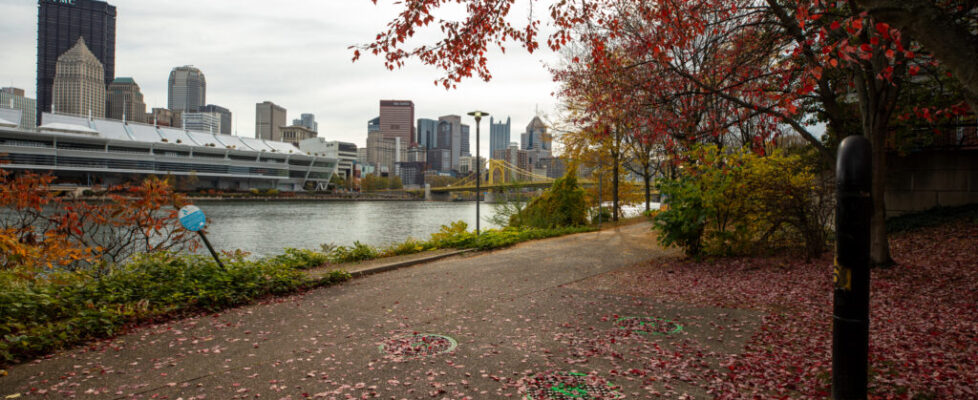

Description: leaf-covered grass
[0,251,350,365]
[576,219,978,398]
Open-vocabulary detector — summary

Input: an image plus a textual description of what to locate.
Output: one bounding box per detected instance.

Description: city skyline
[0,0,560,150]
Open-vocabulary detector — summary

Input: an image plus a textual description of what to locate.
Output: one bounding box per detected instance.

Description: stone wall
[886,149,978,216]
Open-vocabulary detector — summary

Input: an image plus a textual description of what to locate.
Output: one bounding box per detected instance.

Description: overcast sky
[0,0,560,148]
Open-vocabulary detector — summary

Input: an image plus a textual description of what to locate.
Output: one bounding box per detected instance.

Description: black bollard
[833,135,873,399]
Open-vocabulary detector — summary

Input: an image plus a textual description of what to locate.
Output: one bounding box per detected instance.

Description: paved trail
[2,222,760,399]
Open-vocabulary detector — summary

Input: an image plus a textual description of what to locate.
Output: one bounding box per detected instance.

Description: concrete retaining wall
[886,149,978,216]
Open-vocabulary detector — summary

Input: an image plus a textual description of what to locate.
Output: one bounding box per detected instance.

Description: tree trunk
[644,173,652,212]
[612,152,620,222]
[869,124,894,266]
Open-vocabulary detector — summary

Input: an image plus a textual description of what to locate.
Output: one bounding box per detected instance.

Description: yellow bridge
[429,159,594,193]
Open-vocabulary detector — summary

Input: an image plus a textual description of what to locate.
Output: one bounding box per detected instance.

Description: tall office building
[379,100,414,144]
[106,77,146,123]
[0,87,37,129]
[438,115,463,170]
[256,101,287,141]
[521,116,551,152]
[37,0,116,124]
[460,124,470,156]
[293,113,317,132]
[489,116,511,159]
[417,118,438,149]
[201,104,232,134]
[52,38,105,119]
[168,66,206,112]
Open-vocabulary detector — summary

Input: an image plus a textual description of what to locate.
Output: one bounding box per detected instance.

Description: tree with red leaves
[356,0,971,265]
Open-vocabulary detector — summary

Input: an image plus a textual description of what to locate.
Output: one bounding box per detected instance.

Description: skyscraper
[293,113,317,132]
[0,87,37,129]
[417,118,438,149]
[489,116,511,159]
[52,38,105,119]
[460,124,470,156]
[521,116,551,152]
[438,115,462,170]
[201,104,232,135]
[168,66,206,112]
[106,77,146,123]
[37,0,116,124]
[255,101,286,141]
[379,100,414,144]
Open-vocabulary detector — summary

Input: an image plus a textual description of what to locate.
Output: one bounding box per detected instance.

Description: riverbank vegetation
[0,170,352,366]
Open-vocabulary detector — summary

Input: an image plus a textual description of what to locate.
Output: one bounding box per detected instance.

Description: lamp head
[467,110,489,121]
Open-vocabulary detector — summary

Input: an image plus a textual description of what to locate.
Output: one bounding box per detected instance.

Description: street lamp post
[468,111,489,235]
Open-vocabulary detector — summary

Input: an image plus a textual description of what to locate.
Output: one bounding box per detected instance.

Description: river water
[195,200,501,255]
[192,200,652,256]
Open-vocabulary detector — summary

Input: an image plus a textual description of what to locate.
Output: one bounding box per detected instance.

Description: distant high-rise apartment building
[489,116,511,159]
[168,66,206,112]
[256,101,287,140]
[52,38,105,119]
[182,112,221,133]
[379,100,414,144]
[417,118,438,149]
[106,77,146,123]
[200,104,232,135]
[0,87,37,129]
[37,0,116,124]
[460,124,470,156]
[293,113,317,132]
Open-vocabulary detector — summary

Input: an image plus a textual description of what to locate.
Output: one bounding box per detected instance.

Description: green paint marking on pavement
[615,316,683,336]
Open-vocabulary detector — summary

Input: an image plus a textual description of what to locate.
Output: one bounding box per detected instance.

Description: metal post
[476,119,481,235]
[833,135,872,399]
[468,111,489,236]
[197,231,226,270]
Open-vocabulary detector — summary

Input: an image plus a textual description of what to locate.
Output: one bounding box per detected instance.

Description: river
[195,200,501,255]
[193,200,653,256]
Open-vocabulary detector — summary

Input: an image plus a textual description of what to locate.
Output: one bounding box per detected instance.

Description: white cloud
[0,0,560,148]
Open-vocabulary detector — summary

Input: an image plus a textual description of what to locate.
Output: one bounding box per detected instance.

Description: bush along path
[0,251,351,367]
[572,218,978,398]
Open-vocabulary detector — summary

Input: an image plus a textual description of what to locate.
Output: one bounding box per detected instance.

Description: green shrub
[591,207,612,224]
[654,177,709,256]
[428,221,477,248]
[273,248,329,269]
[511,170,588,228]
[329,241,379,263]
[653,146,831,258]
[0,251,349,364]
[381,238,432,257]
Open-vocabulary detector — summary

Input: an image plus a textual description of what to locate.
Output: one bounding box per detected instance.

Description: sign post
[178,205,225,270]
[833,135,872,399]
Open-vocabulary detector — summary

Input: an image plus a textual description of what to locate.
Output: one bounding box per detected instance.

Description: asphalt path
[2,222,760,399]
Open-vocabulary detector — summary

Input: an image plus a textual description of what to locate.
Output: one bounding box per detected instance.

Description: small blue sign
[178,205,206,232]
